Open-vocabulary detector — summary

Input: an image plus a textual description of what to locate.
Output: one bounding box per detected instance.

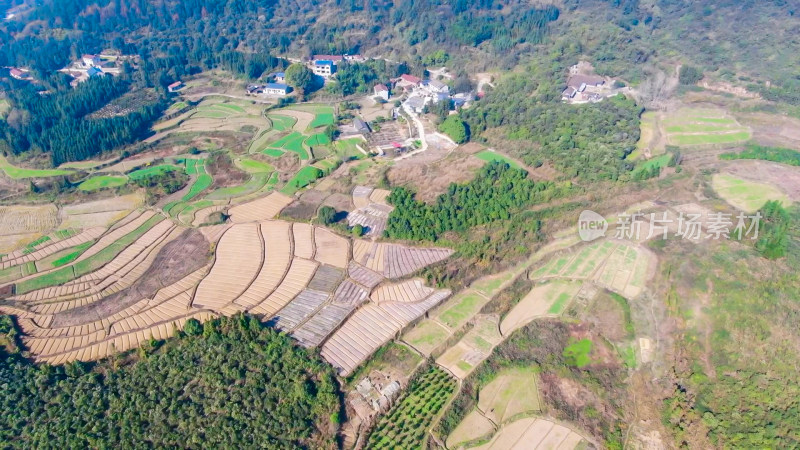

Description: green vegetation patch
[78,175,128,191]
[127,164,180,180]
[237,158,274,173]
[267,114,296,131]
[51,240,96,268]
[720,143,800,167]
[712,173,791,213]
[310,112,335,128]
[474,150,522,169]
[366,366,456,449]
[305,133,331,147]
[0,155,72,179]
[280,166,323,195]
[262,148,285,157]
[0,315,340,448]
[563,338,593,367]
[439,292,489,329]
[670,131,751,146]
[16,216,163,294]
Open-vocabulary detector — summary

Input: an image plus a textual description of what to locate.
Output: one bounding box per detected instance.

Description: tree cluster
[385,161,556,241]
[0,314,340,449]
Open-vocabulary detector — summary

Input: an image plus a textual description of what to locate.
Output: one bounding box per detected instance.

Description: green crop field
[474,150,522,169]
[438,291,489,329]
[712,173,791,212]
[310,112,335,128]
[334,138,366,160]
[182,160,212,201]
[366,366,456,449]
[16,216,163,294]
[177,200,215,224]
[50,241,95,268]
[165,101,187,113]
[280,166,323,195]
[547,292,573,314]
[237,158,274,173]
[263,148,285,157]
[0,155,72,179]
[214,103,245,113]
[670,131,752,146]
[127,164,179,180]
[0,261,37,284]
[191,110,230,119]
[267,114,296,131]
[78,175,128,191]
[280,134,310,160]
[305,133,331,147]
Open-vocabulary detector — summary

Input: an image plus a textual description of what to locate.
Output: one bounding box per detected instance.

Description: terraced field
[712,172,791,212]
[0,194,452,368]
[530,239,654,300]
[446,366,542,448]
[662,107,751,148]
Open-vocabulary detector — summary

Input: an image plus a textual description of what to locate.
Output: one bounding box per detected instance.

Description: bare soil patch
[721,159,800,201]
[207,152,249,188]
[51,229,211,328]
[388,149,484,202]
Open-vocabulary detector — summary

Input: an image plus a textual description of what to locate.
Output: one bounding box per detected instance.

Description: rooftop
[315,60,334,66]
[264,83,289,90]
[567,74,604,88]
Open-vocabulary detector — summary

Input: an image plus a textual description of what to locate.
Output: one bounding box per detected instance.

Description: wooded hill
[0,314,341,449]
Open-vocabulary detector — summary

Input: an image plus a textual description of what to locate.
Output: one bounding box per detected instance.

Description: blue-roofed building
[86,67,104,78]
[263,83,291,95]
[312,60,335,78]
[275,72,285,82]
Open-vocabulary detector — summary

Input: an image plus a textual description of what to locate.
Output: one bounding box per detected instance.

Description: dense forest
[0,315,341,449]
[0,75,167,164]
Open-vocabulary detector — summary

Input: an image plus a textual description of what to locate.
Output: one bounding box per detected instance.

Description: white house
[82,54,101,67]
[263,83,291,96]
[373,84,389,101]
[313,60,335,78]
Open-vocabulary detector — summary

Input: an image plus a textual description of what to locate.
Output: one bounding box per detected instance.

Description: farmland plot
[347,203,393,237]
[3,187,453,367]
[477,366,541,424]
[352,239,453,278]
[228,192,293,223]
[231,221,292,310]
[352,186,373,209]
[1,228,103,270]
[192,224,264,310]
[531,240,655,300]
[314,227,349,268]
[0,205,59,236]
[446,410,496,449]
[437,315,503,379]
[470,417,587,450]
[272,289,329,331]
[662,107,751,148]
[500,280,582,336]
[320,288,450,375]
